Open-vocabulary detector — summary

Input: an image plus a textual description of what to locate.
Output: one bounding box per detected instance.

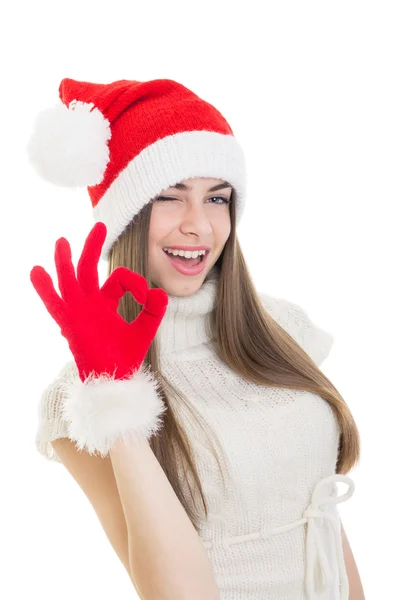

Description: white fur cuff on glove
[59,365,166,457]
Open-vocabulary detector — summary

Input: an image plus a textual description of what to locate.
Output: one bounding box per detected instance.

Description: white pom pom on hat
[26,77,247,260]
[27,99,111,187]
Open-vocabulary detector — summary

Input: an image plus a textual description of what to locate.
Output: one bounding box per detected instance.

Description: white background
[1,1,398,598]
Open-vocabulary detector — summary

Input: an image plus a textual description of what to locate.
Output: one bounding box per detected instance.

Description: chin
[149,266,212,297]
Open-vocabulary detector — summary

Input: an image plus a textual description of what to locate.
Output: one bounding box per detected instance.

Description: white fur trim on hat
[59,364,166,456]
[93,130,247,260]
[26,99,111,187]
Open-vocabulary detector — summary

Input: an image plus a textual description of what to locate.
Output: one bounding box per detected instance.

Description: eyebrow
[170,181,233,192]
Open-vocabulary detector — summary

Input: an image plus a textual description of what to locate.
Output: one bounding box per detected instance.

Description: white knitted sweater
[35,267,355,600]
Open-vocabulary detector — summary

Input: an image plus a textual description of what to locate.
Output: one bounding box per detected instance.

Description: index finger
[100,266,148,305]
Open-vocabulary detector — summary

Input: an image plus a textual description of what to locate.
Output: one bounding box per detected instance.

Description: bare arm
[341,521,366,600]
[50,438,135,587]
[109,435,220,600]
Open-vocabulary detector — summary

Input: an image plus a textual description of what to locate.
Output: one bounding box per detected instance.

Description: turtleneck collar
[156,265,220,356]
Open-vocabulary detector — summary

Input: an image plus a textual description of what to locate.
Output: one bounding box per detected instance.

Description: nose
[179,202,213,237]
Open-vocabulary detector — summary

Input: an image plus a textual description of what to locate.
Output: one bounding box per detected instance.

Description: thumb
[144,288,169,317]
[128,288,168,346]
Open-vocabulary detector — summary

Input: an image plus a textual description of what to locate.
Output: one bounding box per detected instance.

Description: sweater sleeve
[35,360,80,462]
[258,292,334,367]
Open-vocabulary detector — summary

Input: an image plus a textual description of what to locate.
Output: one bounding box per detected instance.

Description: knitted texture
[35,268,354,599]
[36,361,72,462]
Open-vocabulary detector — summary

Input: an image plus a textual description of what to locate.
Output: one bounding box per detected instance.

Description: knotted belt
[202,473,355,599]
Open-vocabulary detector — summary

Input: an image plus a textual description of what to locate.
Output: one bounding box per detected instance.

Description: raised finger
[30,266,69,329]
[100,267,148,305]
[77,222,107,295]
[55,237,83,305]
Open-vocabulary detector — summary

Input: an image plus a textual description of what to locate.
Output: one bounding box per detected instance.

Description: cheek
[148,210,170,248]
[217,215,231,245]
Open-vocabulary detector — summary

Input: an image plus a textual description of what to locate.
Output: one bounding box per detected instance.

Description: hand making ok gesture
[30,221,169,383]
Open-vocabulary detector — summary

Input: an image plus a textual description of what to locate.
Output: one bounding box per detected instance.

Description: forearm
[347,557,365,600]
[109,434,220,600]
[341,523,366,600]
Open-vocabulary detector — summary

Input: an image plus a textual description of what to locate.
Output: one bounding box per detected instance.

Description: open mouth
[163,249,209,267]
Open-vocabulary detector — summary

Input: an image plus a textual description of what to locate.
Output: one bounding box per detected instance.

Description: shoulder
[258,291,334,366]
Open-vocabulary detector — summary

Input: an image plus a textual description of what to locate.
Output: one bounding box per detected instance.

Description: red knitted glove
[30,221,169,455]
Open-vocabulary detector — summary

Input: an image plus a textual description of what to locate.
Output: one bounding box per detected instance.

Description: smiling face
[148,177,233,296]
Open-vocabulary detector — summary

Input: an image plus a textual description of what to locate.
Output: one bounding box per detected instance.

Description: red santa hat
[27,77,247,260]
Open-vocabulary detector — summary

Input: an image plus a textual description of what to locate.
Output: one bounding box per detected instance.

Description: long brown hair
[107,188,361,534]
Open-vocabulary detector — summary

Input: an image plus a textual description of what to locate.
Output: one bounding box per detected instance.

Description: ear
[259,293,334,366]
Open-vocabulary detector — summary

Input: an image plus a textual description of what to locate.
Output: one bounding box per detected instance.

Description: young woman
[27,77,364,599]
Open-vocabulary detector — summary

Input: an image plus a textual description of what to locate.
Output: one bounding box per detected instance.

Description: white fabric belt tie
[301,473,355,599]
[202,473,355,600]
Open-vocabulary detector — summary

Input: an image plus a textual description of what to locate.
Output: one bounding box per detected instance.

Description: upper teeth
[163,248,207,258]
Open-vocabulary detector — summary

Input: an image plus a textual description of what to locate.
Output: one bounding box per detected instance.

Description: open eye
[208,196,231,204]
[155,196,230,204]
